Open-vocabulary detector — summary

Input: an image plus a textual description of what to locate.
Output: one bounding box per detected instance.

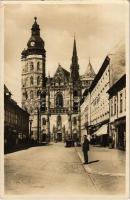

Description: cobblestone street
[5,143,98,196]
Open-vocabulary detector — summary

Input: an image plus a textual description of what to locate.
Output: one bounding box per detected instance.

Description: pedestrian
[82,135,90,164]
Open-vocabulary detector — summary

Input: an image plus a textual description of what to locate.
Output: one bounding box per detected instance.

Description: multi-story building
[81,90,91,142]
[107,74,126,150]
[4,85,29,150]
[88,56,110,145]
[21,17,95,142]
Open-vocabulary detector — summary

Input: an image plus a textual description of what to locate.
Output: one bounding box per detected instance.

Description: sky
[4,2,127,105]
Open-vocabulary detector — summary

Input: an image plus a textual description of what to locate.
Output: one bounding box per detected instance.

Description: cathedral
[21,17,95,142]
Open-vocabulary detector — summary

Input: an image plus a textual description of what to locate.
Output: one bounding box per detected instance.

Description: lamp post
[29,119,33,143]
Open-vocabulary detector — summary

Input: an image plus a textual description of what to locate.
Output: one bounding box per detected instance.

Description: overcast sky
[4,2,127,105]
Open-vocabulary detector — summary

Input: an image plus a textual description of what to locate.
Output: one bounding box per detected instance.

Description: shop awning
[94,124,108,136]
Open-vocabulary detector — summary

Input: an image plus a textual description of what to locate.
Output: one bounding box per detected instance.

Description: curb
[75,147,125,177]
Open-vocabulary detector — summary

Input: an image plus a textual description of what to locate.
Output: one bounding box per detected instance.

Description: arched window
[37,76,40,85]
[30,76,33,85]
[30,90,33,99]
[56,93,63,108]
[42,118,46,125]
[73,117,77,125]
[37,62,40,71]
[30,62,34,71]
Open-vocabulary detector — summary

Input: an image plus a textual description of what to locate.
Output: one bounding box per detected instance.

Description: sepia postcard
[0,0,129,200]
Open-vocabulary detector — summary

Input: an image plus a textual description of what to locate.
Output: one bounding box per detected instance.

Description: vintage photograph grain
[4,1,129,198]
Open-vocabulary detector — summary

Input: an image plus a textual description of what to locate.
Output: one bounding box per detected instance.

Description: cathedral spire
[70,36,80,82]
[31,17,40,36]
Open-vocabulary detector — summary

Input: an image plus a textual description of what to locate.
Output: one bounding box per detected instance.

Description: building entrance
[57,132,62,142]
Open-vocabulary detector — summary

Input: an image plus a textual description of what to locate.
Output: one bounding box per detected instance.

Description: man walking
[82,135,90,164]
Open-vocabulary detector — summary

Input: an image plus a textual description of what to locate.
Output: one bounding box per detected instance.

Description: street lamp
[29,119,33,142]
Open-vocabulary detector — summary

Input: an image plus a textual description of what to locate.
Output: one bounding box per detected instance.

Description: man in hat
[82,135,90,164]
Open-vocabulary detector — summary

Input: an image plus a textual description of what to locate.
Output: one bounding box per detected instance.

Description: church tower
[70,37,80,82]
[21,17,46,140]
[70,37,81,112]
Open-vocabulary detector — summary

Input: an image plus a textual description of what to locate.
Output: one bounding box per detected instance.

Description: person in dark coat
[82,135,90,164]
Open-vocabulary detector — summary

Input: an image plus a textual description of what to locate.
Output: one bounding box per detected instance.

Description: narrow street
[5,143,98,196]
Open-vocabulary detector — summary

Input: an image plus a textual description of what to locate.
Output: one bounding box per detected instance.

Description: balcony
[50,107,69,114]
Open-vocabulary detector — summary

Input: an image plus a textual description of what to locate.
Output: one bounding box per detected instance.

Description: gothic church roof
[52,64,70,82]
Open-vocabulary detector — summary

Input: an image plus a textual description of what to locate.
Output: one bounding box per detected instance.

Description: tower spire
[31,16,40,36]
[70,36,79,81]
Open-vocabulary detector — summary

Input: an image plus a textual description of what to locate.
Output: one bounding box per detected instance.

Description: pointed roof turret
[31,17,40,36]
[81,58,96,80]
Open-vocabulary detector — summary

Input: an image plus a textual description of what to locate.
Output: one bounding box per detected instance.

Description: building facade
[21,18,95,142]
[80,56,110,146]
[4,85,29,150]
[107,74,126,150]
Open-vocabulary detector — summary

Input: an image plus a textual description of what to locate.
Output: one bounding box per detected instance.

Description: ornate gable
[53,64,70,82]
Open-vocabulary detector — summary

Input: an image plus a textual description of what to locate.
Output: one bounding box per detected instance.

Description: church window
[73,117,77,125]
[37,76,40,85]
[73,90,78,96]
[42,118,46,125]
[30,62,34,71]
[37,62,40,71]
[30,90,33,99]
[30,76,33,85]
[56,93,63,108]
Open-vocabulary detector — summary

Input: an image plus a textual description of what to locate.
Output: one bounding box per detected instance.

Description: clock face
[30,41,35,46]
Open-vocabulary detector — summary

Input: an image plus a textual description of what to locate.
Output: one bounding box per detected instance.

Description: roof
[4,85,29,115]
[89,56,110,92]
[80,60,96,80]
[4,85,11,96]
[52,64,70,81]
[107,74,126,95]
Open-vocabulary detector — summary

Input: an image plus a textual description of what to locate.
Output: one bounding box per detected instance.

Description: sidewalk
[75,145,126,177]
[75,145,126,194]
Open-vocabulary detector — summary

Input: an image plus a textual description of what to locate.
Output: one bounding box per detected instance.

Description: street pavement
[5,143,98,196]
[76,145,126,195]
[4,143,126,196]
